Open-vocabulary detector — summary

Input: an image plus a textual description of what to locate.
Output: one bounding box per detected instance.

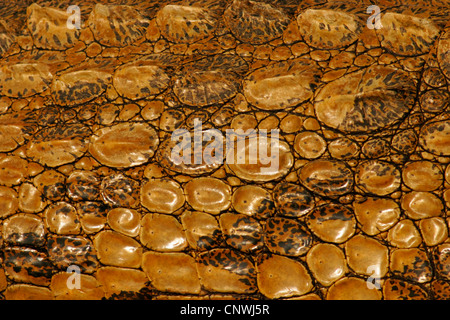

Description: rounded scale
[0,156,28,187]
[156,4,217,44]
[219,213,263,253]
[294,131,327,159]
[306,243,347,287]
[344,234,389,278]
[224,0,290,44]
[419,120,450,156]
[377,12,440,56]
[33,170,65,201]
[401,191,444,220]
[402,161,443,191]
[155,130,224,176]
[101,174,140,208]
[93,230,143,269]
[173,70,239,107]
[180,211,221,251]
[353,197,400,236]
[18,183,46,213]
[243,58,321,111]
[273,182,314,218]
[264,217,313,256]
[326,277,381,300]
[420,89,449,113]
[142,251,201,294]
[87,4,149,47]
[297,9,363,50]
[257,254,313,299]
[51,69,111,106]
[140,213,187,252]
[2,213,45,247]
[96,267,148,298]
[231,185,275,219]
[196,248,257,294]
[0,62,53,98]
[0,186,18,218]
[307,204,356,244]
[227,135,294,182]
[390,248,433,283]
[184,177,231,214]
[315,66,415,133]
[27,3,80,50]
[299,159,354,197]
[434,244,450,280]
[47,235,98,273]
[383,279,428,300]
[66,170,100,202]
[44,201,80,235]
[107,208,141,237]
[356,160,401,196]
[26,124,90,167]
[387,219,422,248]
[328,137,360,160]
[113,64,169,100]
[419,217,448,247]
[89,122,159,168]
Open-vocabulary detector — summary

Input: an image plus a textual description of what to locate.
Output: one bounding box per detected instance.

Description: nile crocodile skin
[0,0,449,300]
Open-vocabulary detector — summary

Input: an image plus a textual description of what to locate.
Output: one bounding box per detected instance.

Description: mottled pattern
[0,0,449,301]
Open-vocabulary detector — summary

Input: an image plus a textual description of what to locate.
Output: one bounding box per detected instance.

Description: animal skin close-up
[0,0,449,300]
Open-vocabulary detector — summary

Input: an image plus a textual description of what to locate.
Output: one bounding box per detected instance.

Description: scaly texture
[0,0,449,300]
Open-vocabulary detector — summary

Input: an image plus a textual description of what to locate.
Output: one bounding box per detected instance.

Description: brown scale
[0,0,450,300]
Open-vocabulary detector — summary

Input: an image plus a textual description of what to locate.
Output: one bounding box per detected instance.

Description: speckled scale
[0,62,53,98]
[2,214,46,247]
[273,182,315,218]
[307,204,356,244]
[297,8,364,49]
[0,111,38,152]
[434,244,450,280]
[299,160,354,197]
[264,217,313,256]
[27,3,80,50]
[391,129,418,154]
[219,213,263,253]
[33,170,66,201]
[4,247,54,286]
[100,174,140,208]
[87,4,149,47]
[196,248,257,293]
[315,66,416,133]
[47,235,99,273]
[67,171,100,202]
[390,248,433,283]
[51,69,111,107]
[173,70,239,107]
[420,89,449,113]
[0,21,14,57]
[25,123,91,167]
[224,0,290,44]
[383,279,429,300]
[419,120,450,156]
[156,4,217,44]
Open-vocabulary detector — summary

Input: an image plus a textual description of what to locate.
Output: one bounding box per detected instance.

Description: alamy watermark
[366,5,383,30]
[66,5,81,30]
[366,265,382,290]
[171,119,281,173]
[66,265,81,289]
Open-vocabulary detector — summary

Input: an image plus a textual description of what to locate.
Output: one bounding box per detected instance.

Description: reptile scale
[0,0,449,300]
